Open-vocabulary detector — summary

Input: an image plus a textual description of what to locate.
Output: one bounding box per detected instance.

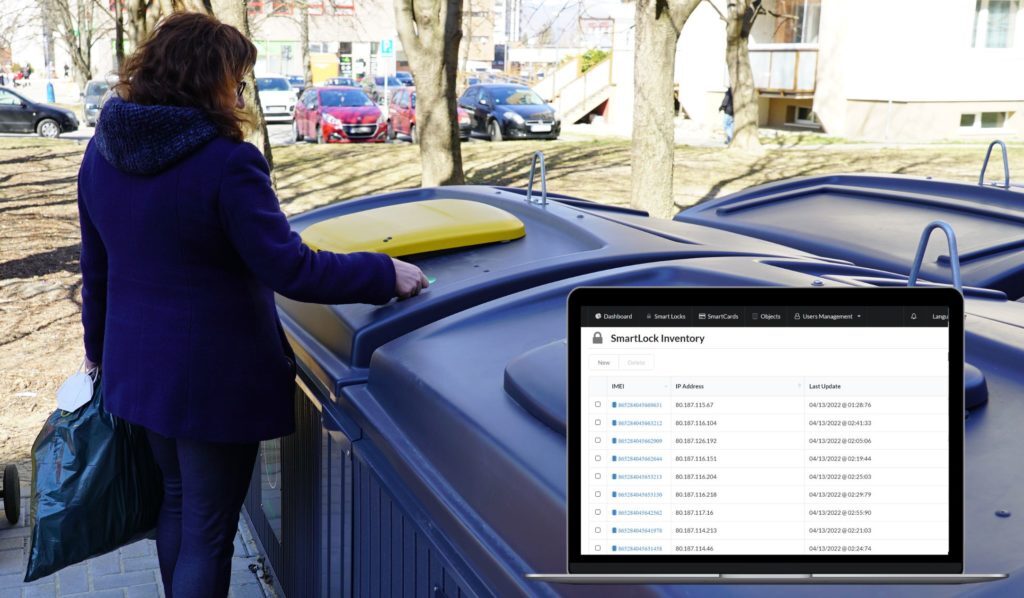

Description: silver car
[83,79,115,127]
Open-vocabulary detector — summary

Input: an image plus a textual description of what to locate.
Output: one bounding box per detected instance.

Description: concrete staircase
[532,54,614,125]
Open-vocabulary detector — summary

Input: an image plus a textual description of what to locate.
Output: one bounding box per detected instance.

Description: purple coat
[78,98,396,442]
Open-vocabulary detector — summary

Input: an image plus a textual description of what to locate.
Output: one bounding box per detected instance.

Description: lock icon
[593,332,603,344]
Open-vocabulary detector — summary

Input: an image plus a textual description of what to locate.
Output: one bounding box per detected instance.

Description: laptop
[527,287,1005,585]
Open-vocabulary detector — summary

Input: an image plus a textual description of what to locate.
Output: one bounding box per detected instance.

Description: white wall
[833,0,1024,103]
[676,1,728,126]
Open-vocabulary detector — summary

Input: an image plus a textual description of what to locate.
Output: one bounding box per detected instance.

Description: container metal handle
[979,140,1010,189]
[908,220,962,291]
[526,151,548,206]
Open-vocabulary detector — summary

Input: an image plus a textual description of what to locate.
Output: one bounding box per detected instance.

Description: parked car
[255,75,297,123]
[387,86,471,143]
[286,75,305,96]
[458,84,560,141]
[371,76,404,107]
[325,77,357,87]
[0,87,78,137]
[82,78,115,126]
[395,71,414,86]
[293,86,386,144]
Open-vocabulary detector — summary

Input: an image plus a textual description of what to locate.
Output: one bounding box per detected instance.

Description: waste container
[245,180,1024,597]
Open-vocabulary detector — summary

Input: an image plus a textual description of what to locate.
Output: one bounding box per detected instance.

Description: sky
[520,0,622,45]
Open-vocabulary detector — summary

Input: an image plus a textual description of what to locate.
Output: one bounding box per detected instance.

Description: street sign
[381,38,394,58]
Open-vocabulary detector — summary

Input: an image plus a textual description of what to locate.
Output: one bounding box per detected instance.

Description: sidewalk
[0,469,272,598]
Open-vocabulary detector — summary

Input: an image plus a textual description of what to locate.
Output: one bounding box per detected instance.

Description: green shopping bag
[25,374,163,581]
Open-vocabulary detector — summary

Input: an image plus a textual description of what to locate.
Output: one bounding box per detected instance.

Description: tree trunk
[459,0,471,83]
[209,0,275,177]
[300,2,312,86]
[726,0,761,150]
[114,0,125,71]
[630,0,699,219]
[395,0,465,187]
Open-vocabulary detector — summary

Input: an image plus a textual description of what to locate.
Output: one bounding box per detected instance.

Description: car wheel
[293,119,303,142]
[410,124,418,145]
[387,121,396,141]
[37,118,60,138]
[316,124,324,144]
[489,120,503,142]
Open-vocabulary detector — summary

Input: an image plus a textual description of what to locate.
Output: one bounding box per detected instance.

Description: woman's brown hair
[114,12,258,141]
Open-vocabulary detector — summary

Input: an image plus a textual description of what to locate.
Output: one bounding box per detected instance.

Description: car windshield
[257,78,291,91]
[490,87,545,106]
[375,77,402,87]
[85,82,110,96]
[288,76,303,85]
[320,89,374,107]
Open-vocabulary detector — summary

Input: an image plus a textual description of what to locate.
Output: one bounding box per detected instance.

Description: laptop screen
[567,288,964,574]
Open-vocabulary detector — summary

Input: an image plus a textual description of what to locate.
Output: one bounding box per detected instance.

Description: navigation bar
[583,306,949,327]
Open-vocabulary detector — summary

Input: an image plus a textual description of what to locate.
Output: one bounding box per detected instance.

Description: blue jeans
[146,429,258,598]
[723,113,734,144]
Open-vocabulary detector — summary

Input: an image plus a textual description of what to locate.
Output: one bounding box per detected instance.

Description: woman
[77,12,427,597]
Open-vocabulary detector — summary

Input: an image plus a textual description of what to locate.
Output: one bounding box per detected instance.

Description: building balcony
[749,44,818,96]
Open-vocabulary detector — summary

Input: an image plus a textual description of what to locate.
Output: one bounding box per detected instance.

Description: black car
[0,87,78,137]
[458,84,559,142]
[395,71,414,86]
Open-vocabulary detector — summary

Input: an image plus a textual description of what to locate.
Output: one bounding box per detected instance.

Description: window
[973,0,1019,47]
[329,0,355,16]
[772,0,821,44]
[960,111,1009,129]
[785,104,820,127]
[307,0,324,15]
[0,90,23,106]
[271,0,293,16]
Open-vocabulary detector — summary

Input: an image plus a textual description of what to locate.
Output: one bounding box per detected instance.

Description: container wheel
[2,464,19,525]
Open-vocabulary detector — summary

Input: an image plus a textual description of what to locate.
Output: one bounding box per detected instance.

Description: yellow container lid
[301,199,526,257]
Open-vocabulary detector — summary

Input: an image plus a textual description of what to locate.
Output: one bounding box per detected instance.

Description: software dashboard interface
[579,304,950,557]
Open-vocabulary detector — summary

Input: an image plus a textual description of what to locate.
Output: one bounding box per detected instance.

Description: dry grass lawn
[2,135,1022,471]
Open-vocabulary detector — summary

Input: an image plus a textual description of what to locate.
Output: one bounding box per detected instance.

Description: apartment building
[677,0,1024,141]
[248,0,500,80]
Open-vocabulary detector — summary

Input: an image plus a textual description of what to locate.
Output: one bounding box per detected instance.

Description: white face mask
[56,361,97,413]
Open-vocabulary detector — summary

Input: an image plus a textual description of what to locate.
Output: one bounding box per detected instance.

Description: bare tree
[208,0,275,173]
[0,6,32,64]
[630,0,700,219]
[724,0,760,149]
[395,0,465,186]
[299,1,311,85]
[44,0,112,89]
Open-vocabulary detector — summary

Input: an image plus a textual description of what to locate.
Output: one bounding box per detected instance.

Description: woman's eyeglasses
[237,81,247,98]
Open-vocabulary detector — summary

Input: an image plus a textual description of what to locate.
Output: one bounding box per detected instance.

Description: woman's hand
[391,258,429,299]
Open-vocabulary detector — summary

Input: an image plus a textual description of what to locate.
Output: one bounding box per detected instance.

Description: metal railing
[908,221,963,291]
[749,47,818,94]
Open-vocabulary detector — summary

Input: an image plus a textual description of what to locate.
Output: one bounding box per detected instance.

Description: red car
[387,86,471,143]
[293,86,386,144]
